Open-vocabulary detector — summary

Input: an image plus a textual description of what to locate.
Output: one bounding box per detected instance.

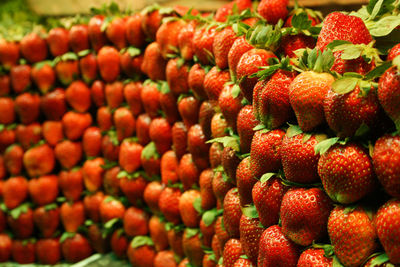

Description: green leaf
[367,0,395,19]
[291,12,312,30]
[206,136,239,151]
[193,197,203,214]
[131,236,154,248]
[331,77,359,95]
[185,228,199,238]
[141,142,159,160]
[355,123,370,137]
[326,40,352,50]
[370,15,400,37]
[202,209,222,226]
[60,52,78,61]
[34,60,54,70]
[365,61,391,80]
[44,203,58,211]
[253,124,266,131]
[10,203,29,220]
[126,47,141,58]
[101,160,118,170]
[260,173,276,184]
[159,81,170,94]
[231,84,241,98]
[104,218,120,229]
[104,196,115,203]
[60,231,76,243]
[314,137,340,155]
[332,256,346,267]
[367,253,390,266]
[286,124,303,138]
[77,49,91,57]
[241,204,259,219]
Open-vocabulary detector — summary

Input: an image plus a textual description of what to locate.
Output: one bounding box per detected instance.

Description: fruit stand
[0,0,399,266]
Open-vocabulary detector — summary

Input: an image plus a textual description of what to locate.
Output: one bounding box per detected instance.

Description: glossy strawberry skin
[223,188,242,238]
[193,26,217,65]
[204,67,230,101]
[236,157,256,206]
[240,215,264,264]
[297,248,333,267]
[223,239,244,267]
[213,27,237,70]
[237,105,259,154]
[228,36,254,77]
[378,66,400,129]
[257,0,289,24]
[219,83,244,131]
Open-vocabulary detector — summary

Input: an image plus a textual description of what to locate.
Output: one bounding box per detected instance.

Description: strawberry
[228,36,254,77]
[106,17,127,50]
[172,121,188,159]
[154,250,178,267]
[88,15,108,52]
[33,204,60,238]
[213,26,237,70]
[223,188,242,238]
[200,214,216,247]
[204,66,230,101]
[215,216,230,251]
[40,88,67,121]
[4,144,24,176]
[192,26,217,65]
[378,65,400,130]
[161,150,179,185]
[250,129,285,178]
[281,127,325,183]
[159,186,182,224]
[12,239,35,264]
[87,224,108,254]
[0,39,19,69]
[60,201,85,232]
[31,61,56,94]
[20,32,48,63]
[15,123,42,150]
[141,81,161,118]
[114,107,136,142]
[178,20,197,61]
[97,107,113,132]
[0,156,5,181]
[239,210,265,264]
[236,157,256,206]
[328,205,378,267]
[144,181,164,214]
[236,49,277,102]
[119,173,148,205]
[258,0,289,24]
[82,157,105,192]
[297,248,333,267]
[82,127,101,157]
[0,234,12,262]
[14,92,40,125]
[68,24,89,53]
[0,128,16,153]
[124,81,144,116]
[178,153,200,190]
[59,168,84,202]
[105,80,124,108]
[3,176,28,209]
[79,53,98,84]
[0,74,10,96]
[46,27,69,56]
[211,113,229,138]
[99,196,125,223]
[199,101,217,140]
[110,229,128,258]
[167,228,184,258]
[376,199,400,264]
[7,204,34,238]
[179,189,202,228]
[178,96,200,129]
[126,14,146,48]
[254,69,296,129]
[213,170,234,209]
[10,64,31,94]
[188,63,208,100]
[221,146,241,185]
[149,117,172,155]
[214,0,252,22]
[120,49,144,78]
[141,142,161,178]
[223,238,244,267]
[149,215,169,251]
[54,56,80,86]
[124,207,149,237]
[317,142,376,204]
[55,140,82,169]
[62,111,92,140]
[160,86,180,124]
[199,169,217,210]
[103,166,121,196]
[212,234,222,259]
[258,225,300,267]
[127,236,156,267]
[237,105,258,153]
[188,124,210,170]
[119,139,143,173]
[97,46,120,83]
[61,233,93,263]
[23,144,55,178]
[166,58,190,96]
[182,228,205,267]
[156,19,186,59]
[209,142,223,169]
[252,176,287,228]
[28,175,59,206]
[233,258,254,267]
[83,191,105,222]
[141,42,167,81]
[141,6,166,40]
[219,84,243,131]
[281,188,333,246]
[136,113,152,146]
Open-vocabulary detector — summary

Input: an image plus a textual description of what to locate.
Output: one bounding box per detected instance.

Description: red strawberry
[83,191,105,222]
[119,139,143,173]
[237,105,259,153]
[211,113,229,139]
[136,113,152,146]
[233,258,254,267]
[0,74,10,96]
[23,144,55,178]
[106,17,127,50]
[144,181,164,214]
[214,0,252,22]
[101,133,120,161]
[297,248,333,267]
[15,123,41,150]
[59,168,84,202]
[236,157,256,206]
[60,201,85,232]
[4,144,24,176]
[188,63,208,100]
[0,234,12,262]
[0,39,19,69]
[54,140,82,169]
[178,20,197,61]
[212,234,222,259]
[68,24,89,53]
[281,188,333,246]
[87,224,108,253]
[378,66,400,130]
[161,150,179,185]
[149,117,172,155]
[65,80,91,113]
[141,142,161,178]
[103,166,121,196]
[114,107,136,142]
[166,58,190,96]
[228,36,254,77]
[7,204,34,238]
[79,53,98,84]
[280,34,316,58]
[149,215,169,251]
[204,66,230,101]
[223,188,242,238]
[119,173,148,205]
[258,0,289,24]
[239,211,265,263]
[141,7,166,40]
[124,207,149,237]
[82,126,102,157]
[110,229,128,258]
[10,64,31,94]
[3,176,28,209]
[82,157,105,192]
[88,15,108,52]
[14,92,40,125]
[213,26,237,70]
[178,153,200,190]
[209,142,223,169]
[105,80,124,108]
[127,236,156,267]
[159,186,182,224]
[33,204,60,238]
[178,96,200,129]
[167,228,184,258]
[219,84,243,131]
[28,175,59,206]
[199,169,217,210]
[215,216,230,251]
[187,124,210,170]
[199,101,217,140]
[124,81,144,116]
[281,127,325,184]
[62,111,92,140]
[0,128,16,153]
[179,189,201,228]
[99,196,125,223]
[192,26,217,65]
[160,86,180,125]
[20,32,48,63]
[126,14,146,48]
[97,46,120,83]
[376,199,400,264]
[0,156,5,181]
[154,250,178,267]
[317,142,376,204]
[222,146,241,185]
[47,27,69,56]
[258,225,300,267]
[120,48,144,78]
[141,42,167,81]
[31,61,56,94]
[223,239,244,267]
[172,121,188,159]
[156,19,186,59]
[213,170,234,209]
[40,88,67,121]
[12,239,35,264]
[55,56,80,86]
[200,214,216,247]
[61,233,93,263]
[328,205,378,267]
[97,106,113,132]
[141,81,161,118]
[182,228,205,267]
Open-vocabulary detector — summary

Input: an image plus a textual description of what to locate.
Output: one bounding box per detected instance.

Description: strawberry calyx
[245,20,283,51]
[314,137,348,155]
[120,46,141,58]
[165,221,185,232]
[282,11,321,38]
[141,141,160,160]
[60,231,76,243]
[251,56,292,80]
[54,52,79,64]
[202,208,223,227]
[131,235,154,248]
[206,135,240,152]
[363,252,392,266]
[117,170,148,180]
[33,60,54,70]
[102,217,122,238]
[185,227,200,238]
[241,204,259,219]
[193,196,203,214]
[293,47,334,73]
[311,242,334,258]
[100,159,118,170]
[9,202,31,220]
[43,203,58,211]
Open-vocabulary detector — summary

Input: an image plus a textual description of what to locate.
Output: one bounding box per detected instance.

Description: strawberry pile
[1,0,400,266]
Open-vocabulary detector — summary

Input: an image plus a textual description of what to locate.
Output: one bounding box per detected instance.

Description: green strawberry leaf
[367,252,390,266]
[218,257,224,265]
[142,142,159,160]
[291,12,312,30]
[202,208,222,226]
[77,49,91,57]
[241,204,259,219]
[393,55,400,70]
[185,228,199,238]
[206,136,240,151]
[286,124,303,138]
[253,124,266,131]
[10,203,29,220]
[44,203,58,211]
[332,256,346,267]
[332,77,359,95]
[158,81,170,94]
[365,61,391,80]
[260,173,276,184]
[131,235,154,248]
[60,232,76,243]
[231,84,241,98]
[369,15,400,37]
[367,0,395,20]
[326,40,352,51]
[354,123,370,137]
[240,254,249,259]
[60,52,78,62]
[193,197,203,214]
[314,137,340,155]
[104,218,120,229]
[34,60,54,70]
[101,159,118,170]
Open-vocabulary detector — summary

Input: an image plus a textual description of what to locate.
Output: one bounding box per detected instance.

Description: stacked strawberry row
[1,0,400,266]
